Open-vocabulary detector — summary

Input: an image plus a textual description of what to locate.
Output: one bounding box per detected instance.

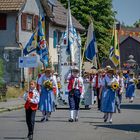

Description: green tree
[58,0,115,62]
[133,19,140,27]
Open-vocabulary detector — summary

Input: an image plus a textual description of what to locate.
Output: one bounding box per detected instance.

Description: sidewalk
[0,89,140,113]
[0,98,24,113]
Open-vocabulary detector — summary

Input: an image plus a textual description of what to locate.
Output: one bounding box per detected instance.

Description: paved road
[0,92,140,140]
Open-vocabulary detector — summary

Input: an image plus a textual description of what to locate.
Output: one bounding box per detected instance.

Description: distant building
[102,27,140,70]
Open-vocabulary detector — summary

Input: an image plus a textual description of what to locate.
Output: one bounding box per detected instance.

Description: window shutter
[33,15,39,30]
[0,13,7,30]
[53,31,58,48]
[21,13,27,30]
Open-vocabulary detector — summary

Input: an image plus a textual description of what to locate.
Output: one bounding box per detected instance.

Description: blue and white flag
[85,21,97,66]
[23,29,38,55]
[36,16,49,67]
[65,1,79,63]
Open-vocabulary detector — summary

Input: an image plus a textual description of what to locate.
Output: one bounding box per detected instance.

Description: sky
[112,0,140,26]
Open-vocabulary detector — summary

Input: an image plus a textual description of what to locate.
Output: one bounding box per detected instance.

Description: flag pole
[67,0,72,70]
[81,41,87,70]
[116,22,121,69]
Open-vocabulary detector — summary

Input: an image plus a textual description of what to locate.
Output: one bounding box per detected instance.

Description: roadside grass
[6,86,25,99]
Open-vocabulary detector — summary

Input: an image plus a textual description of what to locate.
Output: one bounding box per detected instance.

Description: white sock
[130,97,133,101]
[109,113,113,122]
[70,110,74,119]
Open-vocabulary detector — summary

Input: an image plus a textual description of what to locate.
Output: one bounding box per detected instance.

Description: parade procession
[0,0,140,140]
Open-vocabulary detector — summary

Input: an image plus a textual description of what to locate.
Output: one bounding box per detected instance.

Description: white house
[46,0,85,71]
[0,0,52,84]
[0,0,84,84]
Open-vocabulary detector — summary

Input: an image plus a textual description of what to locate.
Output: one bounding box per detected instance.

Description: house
[46,0,85,71]
[0,0,52,84]
[102,27,140,70]
[0,0,84,84]
[119,27,140,68]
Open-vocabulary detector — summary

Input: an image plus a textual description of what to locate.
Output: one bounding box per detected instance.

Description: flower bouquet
[134,79,138,85]
[57,82,61,89]
[111,81,119,91]
[43,80,53,90]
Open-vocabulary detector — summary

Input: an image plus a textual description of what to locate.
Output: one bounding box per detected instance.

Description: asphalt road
[0,91,140,140]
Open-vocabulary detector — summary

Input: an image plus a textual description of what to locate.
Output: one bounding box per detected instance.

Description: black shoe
[118,109,121,113]
[48,112,51,117]
[41,117,45,122]
[104,119,107,122]
[28,134,33,140]
[68,118,74,122]
[75,118,78,122]
[46,118,49,121]
[27,133,30,138]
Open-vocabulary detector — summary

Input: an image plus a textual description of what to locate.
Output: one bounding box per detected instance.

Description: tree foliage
[58,0,115,62]
[133,19,140,27]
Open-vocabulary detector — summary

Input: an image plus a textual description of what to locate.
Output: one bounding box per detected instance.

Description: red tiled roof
[0,0,26,12]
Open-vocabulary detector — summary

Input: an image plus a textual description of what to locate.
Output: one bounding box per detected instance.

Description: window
[53,30,62,48]
[21,13,38,31]
[27,15,33,31]
[0,13,7,30]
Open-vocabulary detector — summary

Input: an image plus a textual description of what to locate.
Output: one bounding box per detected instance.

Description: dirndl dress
[101,87,116,113]
[126,82,135,98]
[38,75,55,112]
[39,87,55,112]
[101,76,117,113]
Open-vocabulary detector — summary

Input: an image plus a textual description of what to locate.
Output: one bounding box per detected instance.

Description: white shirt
[101,75,118,87]
[38,74,57,88]
[23,88,40,104]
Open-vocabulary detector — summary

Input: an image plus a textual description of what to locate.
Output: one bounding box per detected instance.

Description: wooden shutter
[21,13,27,30]
[33,15,39,30]
[0,13,7,30]
[53,31,58,48]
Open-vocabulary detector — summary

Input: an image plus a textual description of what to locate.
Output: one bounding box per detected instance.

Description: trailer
[58,43,81,104]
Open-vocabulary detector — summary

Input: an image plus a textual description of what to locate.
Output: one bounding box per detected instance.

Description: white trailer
[59,44,81,103]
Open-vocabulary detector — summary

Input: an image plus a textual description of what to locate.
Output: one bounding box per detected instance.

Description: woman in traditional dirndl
[125,72,136,102]
[100,68,119,123]
[38,68,57,122]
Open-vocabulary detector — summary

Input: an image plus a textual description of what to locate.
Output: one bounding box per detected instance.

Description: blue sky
[112,0,140,26]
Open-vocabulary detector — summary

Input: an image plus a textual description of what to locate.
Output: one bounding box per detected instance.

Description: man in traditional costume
[67,66,84,122]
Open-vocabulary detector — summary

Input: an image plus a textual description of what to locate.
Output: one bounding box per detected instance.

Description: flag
[36,16,49,67]
[66,0,78,63]
[23,29,38,55]
[85,21,98,67]
[23,16,49,66]
[109,25,120,67]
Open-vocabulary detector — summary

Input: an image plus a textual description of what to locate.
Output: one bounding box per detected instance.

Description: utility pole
[18,42,24,89]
